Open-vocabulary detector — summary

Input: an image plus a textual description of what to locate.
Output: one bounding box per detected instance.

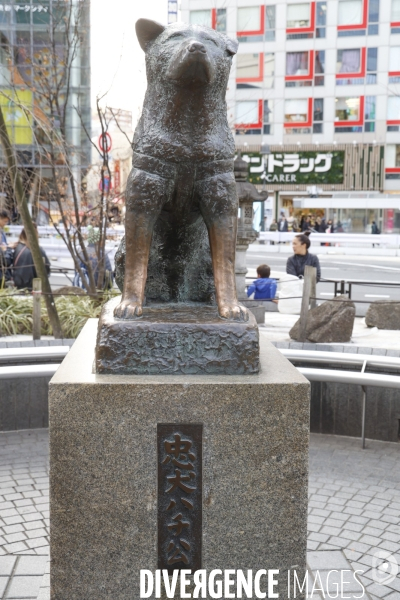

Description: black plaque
[157,424,202,572]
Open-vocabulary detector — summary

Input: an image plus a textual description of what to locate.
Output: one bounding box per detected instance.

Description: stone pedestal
[50,319,309,600]
[96,297,259,375]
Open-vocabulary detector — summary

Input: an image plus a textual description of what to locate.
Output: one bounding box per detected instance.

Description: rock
[55,286,86,296]
[290,295,355,343]
[365,300,400,330]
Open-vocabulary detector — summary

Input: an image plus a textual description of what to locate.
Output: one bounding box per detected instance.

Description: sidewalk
[0,430,400,599]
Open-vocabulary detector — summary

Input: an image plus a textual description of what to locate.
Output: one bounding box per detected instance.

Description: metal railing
[0,346,68,364]
[258,231,400,247]
[280,349,400,448]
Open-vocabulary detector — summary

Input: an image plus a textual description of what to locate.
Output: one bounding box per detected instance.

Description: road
[247,245,400,317]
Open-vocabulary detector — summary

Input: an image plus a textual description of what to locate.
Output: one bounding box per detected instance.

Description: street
[247,245,400,317]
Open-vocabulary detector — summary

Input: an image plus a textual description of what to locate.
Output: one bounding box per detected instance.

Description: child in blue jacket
[247,264,277,301]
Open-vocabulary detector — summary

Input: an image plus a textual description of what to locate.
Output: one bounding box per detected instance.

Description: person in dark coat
[0,209,13,288]
[12,225,50,290]
[286,233,321,282]
[278,214,288,232]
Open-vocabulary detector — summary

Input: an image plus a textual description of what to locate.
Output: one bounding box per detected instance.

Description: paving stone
[0,556,16,575]
[5,575,42,598]
[14,556,48,575]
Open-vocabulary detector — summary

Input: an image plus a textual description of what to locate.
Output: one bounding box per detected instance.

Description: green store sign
[242,151,345,185]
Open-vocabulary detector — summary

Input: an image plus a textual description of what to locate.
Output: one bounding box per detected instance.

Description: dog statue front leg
[207,215,249,322]
[114,210,154,319]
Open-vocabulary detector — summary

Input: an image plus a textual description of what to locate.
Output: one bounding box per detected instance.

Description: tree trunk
[0,105,63,338]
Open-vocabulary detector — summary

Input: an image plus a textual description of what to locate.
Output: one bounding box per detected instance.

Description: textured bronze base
[95,296,259,375]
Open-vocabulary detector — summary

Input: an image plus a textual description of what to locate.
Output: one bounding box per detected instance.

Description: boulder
[290,295,356,343]
[365,301,400,330]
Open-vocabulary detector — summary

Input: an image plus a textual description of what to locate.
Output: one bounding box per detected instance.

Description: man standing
[278,212,288,232]
[0,209,12,288]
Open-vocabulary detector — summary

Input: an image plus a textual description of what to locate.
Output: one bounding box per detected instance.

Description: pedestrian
[269,219,278,231]
[0,209,13,288]
[301,216,311,232]
[247,264,277,301]
[371,220,380,247]
[74,226,113,289]
[314,216,321,232]
[12,224,50,290]
[278,213,288,232]
[286,233,321,282]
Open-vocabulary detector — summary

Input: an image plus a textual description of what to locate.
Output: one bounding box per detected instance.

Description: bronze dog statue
[114,18,249,322]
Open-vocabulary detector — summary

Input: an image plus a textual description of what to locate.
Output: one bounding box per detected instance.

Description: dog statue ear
[136,19,166,51]
[226,37,238,56]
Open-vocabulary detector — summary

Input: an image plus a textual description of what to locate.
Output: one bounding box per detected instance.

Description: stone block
[365,301,400,330]
[50,319,309,600]
[96,297,259,375]
[290,296,355,344]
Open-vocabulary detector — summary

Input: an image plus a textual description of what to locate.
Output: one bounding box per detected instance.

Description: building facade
[0,0,90,218]
[181,0,400,232]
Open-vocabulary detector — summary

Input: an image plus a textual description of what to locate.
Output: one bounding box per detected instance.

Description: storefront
[237,143,395,232]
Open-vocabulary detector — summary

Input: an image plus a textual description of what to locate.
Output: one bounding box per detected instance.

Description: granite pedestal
[50,319,310,600]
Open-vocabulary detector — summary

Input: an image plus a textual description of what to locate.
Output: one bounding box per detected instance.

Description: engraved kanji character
[166,469,196,494]
[315,153,332,173]
[163,434,195,470]
[267,154,283,173]
[167,539,191,565]
[283,154,300,173]
[168,513,190,536]
[299,157,315,173]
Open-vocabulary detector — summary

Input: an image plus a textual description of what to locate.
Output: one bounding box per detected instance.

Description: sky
[90,0,169,124]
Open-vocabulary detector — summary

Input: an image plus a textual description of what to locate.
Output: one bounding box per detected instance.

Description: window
[236,100,259,125]
[265,6,276,41]
[315,50,325,85]
[284,98,311,133]
[285,51,315,87]
[264,99,273,134]
[336,48,366,84]
[388,96,400,123]
[236,53,274,89]
[335,96,363,131]
[366,48,377,84]
[313,98,324,133]
[287,3,310,28]
[385,145,400,178]
[338,0,367,36]
[338,0,363,25]
[189,9,226,31]
[392,0,400,22]
[216,9,226,32]
[364,96,376,131]
[389,47,400,82]
[316,1,327,37]
[190,10,211,28]
[237,6,262,32]
[368,0,379,34]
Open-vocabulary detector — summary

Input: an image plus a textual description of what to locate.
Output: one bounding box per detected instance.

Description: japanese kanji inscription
[157,424,202,572]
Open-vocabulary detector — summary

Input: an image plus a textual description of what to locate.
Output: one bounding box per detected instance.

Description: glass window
[365,96,376,120]
[284,99,309,122]
[337,49,361,73]
[287,3,310,28]
[315,50,325,85]
[237,54,260,79]
[236,101,259,124]
[335,97,361,121]
[369,0,379,22]
[263,99,273,134]
[265,5,276,40]
[366,48,377,83]
[313,98,324,133]
[237,6,261,31]
[264,53,274,87]
[316,1,327,37]
[338,0,363,25]
[385,145,400,167]
[286,52,309,75]
[190,10,212,28]
[388,96,400,120]
[390,47,400,71]
[392,0,400,21]
[216,8,226,32]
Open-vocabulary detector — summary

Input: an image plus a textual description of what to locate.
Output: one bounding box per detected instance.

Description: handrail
[279,348,400,448]
[280,349,400,370]
[0,364,59,378]
[0,347,69,364]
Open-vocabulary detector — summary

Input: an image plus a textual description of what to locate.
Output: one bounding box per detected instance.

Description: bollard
[299,266,317,342]
[32,278,41,340]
